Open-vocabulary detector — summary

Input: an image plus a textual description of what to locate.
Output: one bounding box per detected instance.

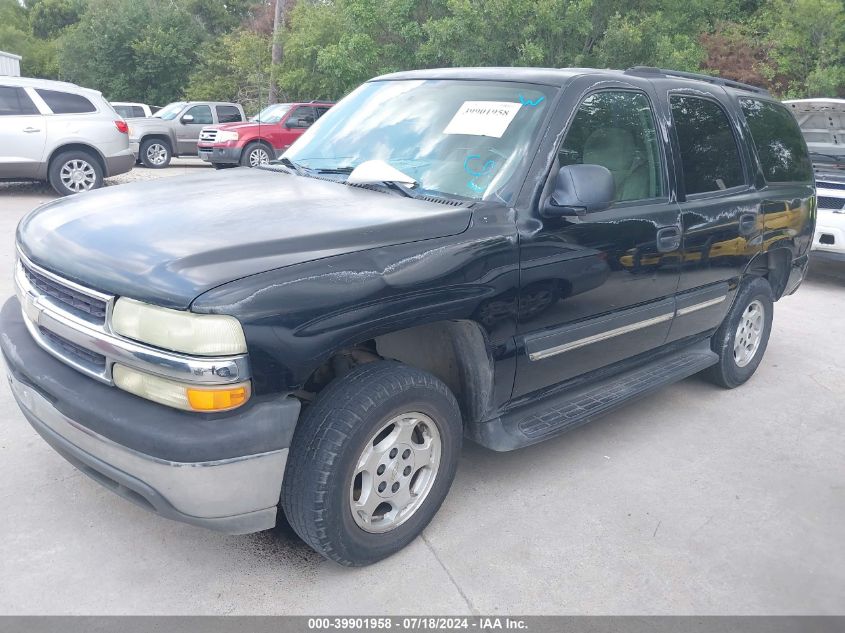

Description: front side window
[0,86,39,116]
[184,105,212,125]
[286,79,554,201]
[740,98,813,183]
[286,106,316,128]
[559,91,664,202]
[670,95,745,195]
[35,89,95,114]
[216,105,242,123]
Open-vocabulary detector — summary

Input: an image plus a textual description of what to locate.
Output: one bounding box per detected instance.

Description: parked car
[128,101,245,168]
[197,101,333,168]
[110,101,153,119]
[2,67,815,566]
[0,77,134,195]
[785,98,845,261]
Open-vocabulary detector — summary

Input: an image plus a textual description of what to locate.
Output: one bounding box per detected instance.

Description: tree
[186,29,272,115]
[268,0,286,103]
[59,0,205,104]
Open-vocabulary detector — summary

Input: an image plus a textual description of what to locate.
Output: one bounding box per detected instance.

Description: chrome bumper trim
[9,371,286,525]
[14,252,250,386]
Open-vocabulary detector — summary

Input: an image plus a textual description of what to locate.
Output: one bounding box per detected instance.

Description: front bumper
[811,209,845,258]
[197,145,243,165]
[1,296,301,534]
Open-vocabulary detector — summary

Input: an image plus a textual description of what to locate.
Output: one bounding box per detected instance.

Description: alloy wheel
[59,159,97,192]
[733,299,765,367]
[349,412,441,533]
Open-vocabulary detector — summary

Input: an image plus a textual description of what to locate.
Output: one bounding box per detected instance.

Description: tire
[140,138,171,169]
[705,276,774,388]
[281,361,462,566]
[240,142,272,168]
[48,150,103,196]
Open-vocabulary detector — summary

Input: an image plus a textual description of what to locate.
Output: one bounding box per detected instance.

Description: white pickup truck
[786,98,845,260]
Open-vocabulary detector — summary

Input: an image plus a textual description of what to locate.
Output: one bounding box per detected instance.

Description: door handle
[739,212,759,236]
[656,226,681,253]
[22,127,41,133]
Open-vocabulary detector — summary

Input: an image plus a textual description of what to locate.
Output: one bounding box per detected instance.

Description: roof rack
[625,66,770,96]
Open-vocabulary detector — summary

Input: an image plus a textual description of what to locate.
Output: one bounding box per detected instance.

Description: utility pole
[268,0,286,104]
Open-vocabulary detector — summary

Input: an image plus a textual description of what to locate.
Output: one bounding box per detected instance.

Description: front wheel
[705,276,774,388]
[281,361,462,566]
[140,138,171,168]
[240,142,272,167]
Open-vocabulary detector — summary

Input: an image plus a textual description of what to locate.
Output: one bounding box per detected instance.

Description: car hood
[211,121,269,133]
[17,168,472,309]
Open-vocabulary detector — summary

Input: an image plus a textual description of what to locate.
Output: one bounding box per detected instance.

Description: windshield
[285,79,554,201]
[251,103,292,123]
[154,102,186,120]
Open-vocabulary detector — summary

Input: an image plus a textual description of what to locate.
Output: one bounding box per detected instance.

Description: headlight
[113,364,250,412]
[217,130,239,142]
[111,297,247,356]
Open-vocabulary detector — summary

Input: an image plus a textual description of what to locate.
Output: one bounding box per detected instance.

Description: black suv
[2,67,815,566]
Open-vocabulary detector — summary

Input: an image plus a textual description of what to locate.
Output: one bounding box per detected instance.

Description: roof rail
[625,66,770,96]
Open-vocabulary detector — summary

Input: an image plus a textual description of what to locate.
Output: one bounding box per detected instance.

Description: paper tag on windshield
[443,101,522,138]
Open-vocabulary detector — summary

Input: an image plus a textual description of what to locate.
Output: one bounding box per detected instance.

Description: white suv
[0,77,134,195]
[786,98,845,260]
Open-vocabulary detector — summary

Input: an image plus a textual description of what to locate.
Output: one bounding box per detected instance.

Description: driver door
[176,104,213,154]
[514,81,682,398]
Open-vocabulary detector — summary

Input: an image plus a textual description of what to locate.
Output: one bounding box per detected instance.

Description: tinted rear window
[216,105,242,123]
[36,89,96,114]
[0,86,39,115]
[740,98,813,183]
[670,95,745,195]
[114,105,146,118]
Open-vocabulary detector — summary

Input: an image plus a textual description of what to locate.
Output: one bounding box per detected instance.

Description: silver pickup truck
[128,101,245,168]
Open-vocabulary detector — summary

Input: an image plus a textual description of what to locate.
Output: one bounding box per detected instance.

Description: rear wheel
[706,277,774,388]
[48,150,103,196]
[240,142,272,167]
[281,361,462,566]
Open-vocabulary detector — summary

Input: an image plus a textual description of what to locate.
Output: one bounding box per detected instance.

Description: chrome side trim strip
[15,260,250,386]
[528,312,674,361]
[676,295,726,316]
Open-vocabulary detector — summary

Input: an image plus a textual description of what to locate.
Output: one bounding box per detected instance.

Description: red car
[197,101,333,168]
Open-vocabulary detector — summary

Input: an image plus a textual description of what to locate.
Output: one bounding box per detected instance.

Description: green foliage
[2,0,844,104]
[185,29,272,115]
[58,0,205,104]
[30,0,86,39]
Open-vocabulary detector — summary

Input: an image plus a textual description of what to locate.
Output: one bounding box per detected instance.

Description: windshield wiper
[270,156,308,176]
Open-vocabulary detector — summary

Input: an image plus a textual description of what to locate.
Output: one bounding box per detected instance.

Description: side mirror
[285,118,310,129]
[543,164,615,218]
[181,114,194,124]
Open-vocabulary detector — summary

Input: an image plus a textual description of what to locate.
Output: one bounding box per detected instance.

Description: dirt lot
[0,163,843,614]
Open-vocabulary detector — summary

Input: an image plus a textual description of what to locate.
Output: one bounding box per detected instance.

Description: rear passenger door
[514,82,682,398]
[660,86,761,343]
[0,85,46,178]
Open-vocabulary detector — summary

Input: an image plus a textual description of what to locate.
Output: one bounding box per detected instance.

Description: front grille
[39,326,106,369]
[22,262,107,322]
[199,129,218,143]
[817,180,845,191]
[818,195,845,210]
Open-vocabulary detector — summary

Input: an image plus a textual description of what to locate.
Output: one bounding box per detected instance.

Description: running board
[470,342,718,451]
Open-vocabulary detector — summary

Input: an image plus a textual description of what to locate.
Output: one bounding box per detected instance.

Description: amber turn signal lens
[187,385,250,412]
